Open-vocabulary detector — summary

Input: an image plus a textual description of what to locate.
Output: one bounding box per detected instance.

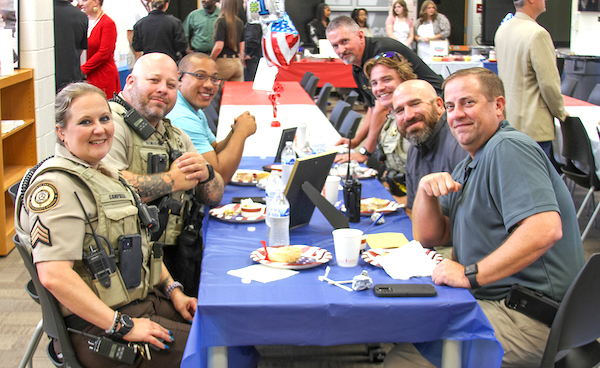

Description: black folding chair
[329,100,351,130]
[559,116,600,241]
[316,82,333,115]
[14,234,84,368]
[299,71,314,90]
[561,76,579,97]
[540,253,600,368]
[587,83,600,105]
[337,110,362,139]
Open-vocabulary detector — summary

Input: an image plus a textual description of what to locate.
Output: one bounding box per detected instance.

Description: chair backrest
[561,76,579,97]
[344,90,359,109]
[304,75,320,99]
[559,116,600,188]
[14,234,84,368]
[316,82,333,115]
[540,253,600,368]
[329,100,352,130]
[338,110,362,139]
[300,71,314,89]
[587,83,600,105]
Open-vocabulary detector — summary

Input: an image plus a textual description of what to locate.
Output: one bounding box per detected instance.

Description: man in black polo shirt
[326,15,443,163]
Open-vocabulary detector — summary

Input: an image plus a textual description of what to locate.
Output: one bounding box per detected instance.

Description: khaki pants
[216,57,244,82]
[384,299,551,368]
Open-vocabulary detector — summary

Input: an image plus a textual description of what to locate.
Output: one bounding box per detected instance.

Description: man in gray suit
[494,0,567,159]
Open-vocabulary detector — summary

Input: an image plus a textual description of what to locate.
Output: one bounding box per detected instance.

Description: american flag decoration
[262,13,300,68]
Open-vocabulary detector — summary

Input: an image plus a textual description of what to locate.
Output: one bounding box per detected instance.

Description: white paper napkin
[228,264,299,283]
[377,241,438,280]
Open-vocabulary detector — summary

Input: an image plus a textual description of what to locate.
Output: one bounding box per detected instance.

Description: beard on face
[400,106,440,146]
[128,82,169,123]
[341,53,356,65]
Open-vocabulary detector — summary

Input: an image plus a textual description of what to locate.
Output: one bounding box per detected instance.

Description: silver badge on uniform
[28,182,59,213]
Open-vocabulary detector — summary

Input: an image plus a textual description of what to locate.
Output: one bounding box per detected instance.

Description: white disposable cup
[332,228,363,267]
[296,123,307,149]
[322,175,341,204]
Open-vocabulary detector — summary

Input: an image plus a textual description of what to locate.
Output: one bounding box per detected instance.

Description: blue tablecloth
[182,157,503,368]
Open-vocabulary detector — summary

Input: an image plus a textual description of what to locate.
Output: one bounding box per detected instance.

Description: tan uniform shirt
[20,144,120,264]
[103,101,199,170]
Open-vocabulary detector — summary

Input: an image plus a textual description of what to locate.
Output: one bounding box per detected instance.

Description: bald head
[394,80,438,102]
[392,79,445,146]
[124,53,179,126]
[131,53,178,80]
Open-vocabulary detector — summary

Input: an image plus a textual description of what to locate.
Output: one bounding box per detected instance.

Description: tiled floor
[2,95,600,368]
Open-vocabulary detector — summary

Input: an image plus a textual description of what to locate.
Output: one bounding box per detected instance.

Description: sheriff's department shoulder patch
[28,182,59,213]
[31,218,51,248]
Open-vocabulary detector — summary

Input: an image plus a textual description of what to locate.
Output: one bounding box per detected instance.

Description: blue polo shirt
[439,120,584,302]
[167,90,216,155]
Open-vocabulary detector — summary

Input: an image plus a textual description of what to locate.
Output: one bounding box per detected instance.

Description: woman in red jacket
[81,0,120,98]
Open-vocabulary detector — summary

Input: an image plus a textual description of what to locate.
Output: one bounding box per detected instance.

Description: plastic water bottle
[281,141,295,186]
[268,191,290,247]
[265,172,283,227]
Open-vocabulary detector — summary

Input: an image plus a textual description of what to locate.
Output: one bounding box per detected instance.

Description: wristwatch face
[465,264,478,275]
[359,147,370,156]
[121,314,134,328]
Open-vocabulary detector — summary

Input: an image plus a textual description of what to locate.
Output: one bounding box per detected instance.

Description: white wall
[19,0,56,160]
[570,2,600,56]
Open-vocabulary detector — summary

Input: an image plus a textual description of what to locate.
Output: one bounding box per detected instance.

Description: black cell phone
[505,284,559,326]
[118,235,143,289]
[231,196,266,204]
[373,284,437,297]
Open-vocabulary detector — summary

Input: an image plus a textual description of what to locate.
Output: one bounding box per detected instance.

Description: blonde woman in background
[386,0,414,47]
[210,0,244,81]
[414,0,450,60]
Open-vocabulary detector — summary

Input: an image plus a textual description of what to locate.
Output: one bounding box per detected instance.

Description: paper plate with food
[250,245,332,270]
[230,170,270,186]
[210,199,266,223]
[329,162,377,180]
[362,248,443,268]
[340,197,402,216]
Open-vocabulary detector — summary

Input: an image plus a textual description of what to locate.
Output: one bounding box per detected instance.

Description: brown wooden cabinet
[0,69,36,255]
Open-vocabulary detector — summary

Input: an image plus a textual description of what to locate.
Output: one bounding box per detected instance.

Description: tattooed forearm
[126,172,175,202]
[158,275,173,294]
[197,172,224,206]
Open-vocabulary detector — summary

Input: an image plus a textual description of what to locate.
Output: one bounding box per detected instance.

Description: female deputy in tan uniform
[15,83,196,368]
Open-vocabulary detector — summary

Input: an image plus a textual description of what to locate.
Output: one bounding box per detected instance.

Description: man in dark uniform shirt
[132,0,188,62]
[326,15,443,164]
[53,0,88,92]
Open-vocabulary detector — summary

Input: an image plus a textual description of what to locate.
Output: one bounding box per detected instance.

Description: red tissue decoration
[269,82,284,126]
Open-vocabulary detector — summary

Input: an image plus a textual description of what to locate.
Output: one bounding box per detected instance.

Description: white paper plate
[250,245,332,270]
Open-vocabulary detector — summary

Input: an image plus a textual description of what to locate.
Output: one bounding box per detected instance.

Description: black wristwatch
[114,314,134,339]
[199,162,215,184]
[464,263,480,289]
[358,147,372,157]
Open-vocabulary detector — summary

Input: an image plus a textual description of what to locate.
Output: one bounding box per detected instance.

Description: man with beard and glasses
[326,16,443,164]
[392,79,466,211]
[104,52,224,297]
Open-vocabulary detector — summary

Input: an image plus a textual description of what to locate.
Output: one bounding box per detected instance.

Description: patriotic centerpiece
[247,0,300,124]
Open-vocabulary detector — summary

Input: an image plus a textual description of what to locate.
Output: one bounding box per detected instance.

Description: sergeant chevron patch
[31,218,51,248]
